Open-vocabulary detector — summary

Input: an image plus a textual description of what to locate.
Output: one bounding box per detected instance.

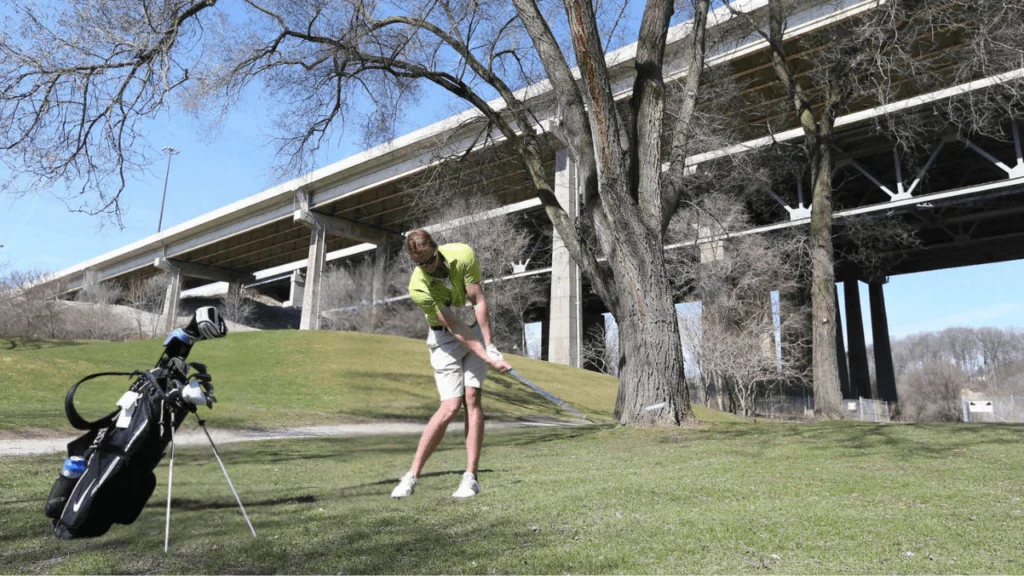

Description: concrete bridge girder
[293,190,403,330]
[153,257,256,332]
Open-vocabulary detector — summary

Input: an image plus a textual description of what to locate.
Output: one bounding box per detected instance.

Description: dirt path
[0,419,579,457]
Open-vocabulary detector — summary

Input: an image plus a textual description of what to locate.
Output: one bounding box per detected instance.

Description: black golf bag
[44,308,226,539]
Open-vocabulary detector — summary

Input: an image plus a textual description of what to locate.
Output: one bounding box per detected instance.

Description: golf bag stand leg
[164,424,175,552]
[198,419,257,537]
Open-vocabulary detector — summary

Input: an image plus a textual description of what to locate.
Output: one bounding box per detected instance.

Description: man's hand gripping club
[436,307,511,373]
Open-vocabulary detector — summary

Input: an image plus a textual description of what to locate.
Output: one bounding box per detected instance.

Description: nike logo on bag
[72,480,97,512]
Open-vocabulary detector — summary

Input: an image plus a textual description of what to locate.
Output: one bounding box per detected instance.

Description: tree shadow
[695,420,1024,460]
[147,469,500,514]
[147,494,320,512]
[2,337,86,351]
[334,369,592,421]
[485,372,587,416]
[185,425,608,468]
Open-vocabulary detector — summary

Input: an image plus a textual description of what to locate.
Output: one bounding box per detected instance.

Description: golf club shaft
[200,423,257,537]
[164,426,175,553]
[507,369,587,419]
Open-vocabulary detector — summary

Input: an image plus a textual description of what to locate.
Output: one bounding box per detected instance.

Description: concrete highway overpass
[42,0,1024,402]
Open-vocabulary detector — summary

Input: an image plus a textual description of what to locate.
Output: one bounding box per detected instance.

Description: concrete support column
[834,284,852,399]
[299,224,327,330]
[548,149,581,366]
[81,270,100,299]
[844,280,872,399]
[161,266,182,333]
[289,270,305,308]
[869,281,898,403]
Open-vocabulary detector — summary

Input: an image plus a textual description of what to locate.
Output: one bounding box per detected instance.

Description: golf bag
[44,307,226,539]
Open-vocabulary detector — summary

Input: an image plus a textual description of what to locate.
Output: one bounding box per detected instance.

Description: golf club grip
[509,369,585,418]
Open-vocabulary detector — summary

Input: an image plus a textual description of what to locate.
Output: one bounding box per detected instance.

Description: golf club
[507,368,588,421]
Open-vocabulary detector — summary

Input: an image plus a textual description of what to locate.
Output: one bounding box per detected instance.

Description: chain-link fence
[961,396,1024,423]
[705,395,895,422]
[752,395,814,419]
[843,398,891,422]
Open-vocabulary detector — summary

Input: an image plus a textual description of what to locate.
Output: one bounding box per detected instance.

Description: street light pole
[157,146,180,233]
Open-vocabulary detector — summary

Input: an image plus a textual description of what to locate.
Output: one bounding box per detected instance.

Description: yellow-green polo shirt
[408,243,481,327]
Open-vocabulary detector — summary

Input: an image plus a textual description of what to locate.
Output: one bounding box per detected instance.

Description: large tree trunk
[610,243,692,426]
[809,138,843,418]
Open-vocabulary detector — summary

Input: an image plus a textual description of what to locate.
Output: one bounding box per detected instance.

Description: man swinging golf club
[391,229,512,499]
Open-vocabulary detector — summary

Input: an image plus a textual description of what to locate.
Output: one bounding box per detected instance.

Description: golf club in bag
[44,307,255,544]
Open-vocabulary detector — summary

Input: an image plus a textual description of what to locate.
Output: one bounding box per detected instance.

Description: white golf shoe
[452,471,480,498]
[391,471,417,498]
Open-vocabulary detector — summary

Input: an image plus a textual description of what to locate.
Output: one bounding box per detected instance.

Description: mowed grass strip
[0,331,629,432]
[2,421,1022,574]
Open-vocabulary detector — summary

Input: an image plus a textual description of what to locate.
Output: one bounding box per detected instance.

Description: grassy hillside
[0,332,735,432]
[2,422,1022,573]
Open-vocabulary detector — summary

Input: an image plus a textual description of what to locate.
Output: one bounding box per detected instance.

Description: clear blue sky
[2,4,1023,343]
[841,261,1024,346]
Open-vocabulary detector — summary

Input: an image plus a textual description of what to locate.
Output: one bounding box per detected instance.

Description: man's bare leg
[410,397,463,477]
[464,387,484,473]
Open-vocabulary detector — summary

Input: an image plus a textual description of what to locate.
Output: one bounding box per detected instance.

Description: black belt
[430,321,477,332]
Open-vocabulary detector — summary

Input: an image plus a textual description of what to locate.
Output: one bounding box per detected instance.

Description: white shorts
[426,325,489,401]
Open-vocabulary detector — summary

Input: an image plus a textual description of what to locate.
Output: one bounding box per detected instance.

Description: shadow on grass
[147,469,499,514]
[2,337,87,351]
[292,368,592,422]
[149,493,320,511]
[338,370,580,416]
[693,419,1024,460]
[198,425,610,468]
[485,373,587,415]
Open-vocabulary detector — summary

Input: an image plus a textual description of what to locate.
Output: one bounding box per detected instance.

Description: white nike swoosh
[72,479,97,513]
[124,419,148,452]
[94,456,121,495]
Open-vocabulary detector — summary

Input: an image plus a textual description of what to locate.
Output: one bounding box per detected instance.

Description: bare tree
[883,326,1024,418]
[320,260,377,332]
[669,194,811,416]
[76,279,122,305]
[63,279,133,341]
[581,320,617,376]
[486,275,547,355]
[0,270,67,339]
[0,0,728,425]
[219,283,256,326]
[724,0,1024,416]
[123,274,169,339]
[0,269,144,341]
[976,327,1024,385]
[898,359,966,422]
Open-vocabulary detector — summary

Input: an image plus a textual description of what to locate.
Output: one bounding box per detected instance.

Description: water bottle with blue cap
[45,456,86,519]
[62,456,86,479]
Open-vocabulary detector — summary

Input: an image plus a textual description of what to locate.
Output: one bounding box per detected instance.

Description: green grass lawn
[2,333,1022,574]
[1,422,1022,574]
[0,331,635,432]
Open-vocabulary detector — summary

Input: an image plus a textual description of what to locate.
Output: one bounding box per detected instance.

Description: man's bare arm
[437,305,510,372]
[466,283,494,347]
